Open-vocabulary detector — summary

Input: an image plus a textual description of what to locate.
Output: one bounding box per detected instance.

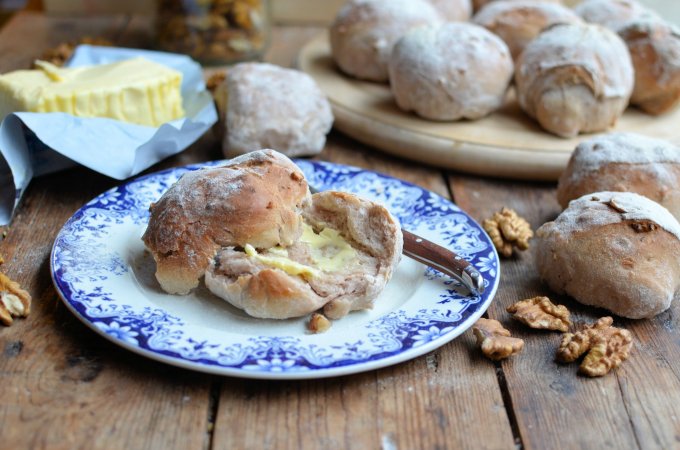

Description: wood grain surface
[1,12,680,450]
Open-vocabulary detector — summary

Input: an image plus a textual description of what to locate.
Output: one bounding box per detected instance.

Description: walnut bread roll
[389,22,513,121]
[214,63,334,158]
[473,0,582,61]
[619,18,680,115]
[329,0,442,82]
[557,133,680,220]
[535,191,680,319]
[142,150,311,295]
[206,191,403,319]
[515,23,634,138]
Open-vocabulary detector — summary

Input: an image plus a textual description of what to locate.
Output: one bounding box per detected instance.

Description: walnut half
[472,318,524,361]
[507,296,571,332]
[556,317,633,377]
[308,313,331,334]
[483,208,533,258]
[0,272,31,326]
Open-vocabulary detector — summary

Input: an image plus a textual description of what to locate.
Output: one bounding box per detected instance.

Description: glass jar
[155,0,271,65]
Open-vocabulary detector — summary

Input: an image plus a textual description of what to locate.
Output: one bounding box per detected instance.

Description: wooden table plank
[447,174,680,449]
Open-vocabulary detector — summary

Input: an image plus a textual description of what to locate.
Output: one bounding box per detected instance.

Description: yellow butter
[244,224,358,278]
[0,57,184,127]
[300,224,357,272]
[244,244,319,278]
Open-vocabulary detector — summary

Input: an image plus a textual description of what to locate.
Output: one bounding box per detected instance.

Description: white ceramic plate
[51,160,500,379]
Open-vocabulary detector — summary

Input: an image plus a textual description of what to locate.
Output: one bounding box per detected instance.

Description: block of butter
[0,57,184,127]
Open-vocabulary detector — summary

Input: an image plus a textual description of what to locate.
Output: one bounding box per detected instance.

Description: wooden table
[1,12,679,450]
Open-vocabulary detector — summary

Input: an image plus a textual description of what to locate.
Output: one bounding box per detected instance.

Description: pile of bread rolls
[329,0,680,137]
[535,132,680,320]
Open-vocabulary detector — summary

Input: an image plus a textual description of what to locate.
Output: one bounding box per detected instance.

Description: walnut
[308,313,331,334]
[556,317,633,377]
[482,207,533,258]
[206,71,226,94]
[507,296,571,332]
[0,272,31,326]
[472,318,524,361]
[36,37,113,67]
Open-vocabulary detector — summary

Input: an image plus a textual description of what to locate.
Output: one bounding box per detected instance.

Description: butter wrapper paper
[0,45,218,225]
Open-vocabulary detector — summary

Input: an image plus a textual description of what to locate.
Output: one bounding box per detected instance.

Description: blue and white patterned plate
[51,160,500,379]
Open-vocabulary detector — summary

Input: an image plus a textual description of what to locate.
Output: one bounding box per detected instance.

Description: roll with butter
[143,149,403,320]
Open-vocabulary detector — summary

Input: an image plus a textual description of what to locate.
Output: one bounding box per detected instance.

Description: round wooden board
[298,32,680,181]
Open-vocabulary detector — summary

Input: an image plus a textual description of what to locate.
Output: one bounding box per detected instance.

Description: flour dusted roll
[473,1,582,60]
[214,63,333,158]
[427,0,472,21]
[142,150,311,295]
[575,0,658,31]
[389,22,513,120]
[536,191,680,319]
[206,191,403,319]
[515,23,634,138]
[329,0,443,82]
[472,0,561,13]
[619,18,680,115]
[557,133,680,220]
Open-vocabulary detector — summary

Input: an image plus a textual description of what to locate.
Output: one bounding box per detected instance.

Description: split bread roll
[619,19,680,115]
[143,149,403,320]
[142,150,310,295]
[389,22,513,121]
[206,191,403,319]
[473,1,582,60]
[557,133,680,220]
[535,191,680,319]
[515,23,634,138]
[329,0,442,82]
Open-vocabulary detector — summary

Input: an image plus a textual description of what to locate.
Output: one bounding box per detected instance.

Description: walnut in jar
[156,0,271,65]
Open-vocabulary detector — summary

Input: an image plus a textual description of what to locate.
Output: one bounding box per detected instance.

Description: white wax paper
[0,45,218,225]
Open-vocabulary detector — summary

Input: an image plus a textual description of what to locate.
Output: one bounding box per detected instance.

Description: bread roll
[473,1,581,60]
[329,0,443,82]
[557,133,680,220]
[515,23,634,138]
[574,0,658,31]
[389,23,513,120]
[619,18,680,115]
[214,63,333,158]
[142,150,311,295]
[205,191,403,319]
[473,0,561,13]
[427,0,472,21]
[536,191,680,319]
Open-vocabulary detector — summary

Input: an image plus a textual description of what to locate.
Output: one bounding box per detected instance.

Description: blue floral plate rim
[50,159,500,379]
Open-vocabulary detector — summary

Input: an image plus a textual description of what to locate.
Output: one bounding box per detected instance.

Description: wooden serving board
[298,32,680,181]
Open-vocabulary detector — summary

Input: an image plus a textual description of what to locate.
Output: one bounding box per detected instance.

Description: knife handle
[402,229,485,295]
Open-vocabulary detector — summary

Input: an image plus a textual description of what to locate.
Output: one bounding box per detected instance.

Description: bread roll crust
[142,150,311,295]
[205,191,404,319]
[515,23,634,137]
[473,1,581,60]
[575,0,656,31]
[536,191,680,319]
[329,0,442,82]
[389,23,513,121]
[619,19,680,115]
[216,63,334,158]
[557,133,680,220]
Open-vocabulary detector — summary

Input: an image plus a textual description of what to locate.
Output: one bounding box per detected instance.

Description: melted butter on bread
[300,224,357,271]
[244,224,358,277]
[0,57,184,127]
[244,244,319,278]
